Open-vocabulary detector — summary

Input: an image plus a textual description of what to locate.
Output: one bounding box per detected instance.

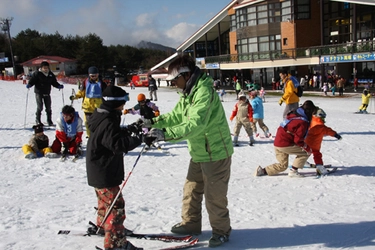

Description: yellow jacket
[281,78,300,104]
[74,78,107,114]
[362,93,371,105]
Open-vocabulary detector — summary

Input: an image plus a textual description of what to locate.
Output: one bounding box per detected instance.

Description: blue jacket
[250,96,264,119]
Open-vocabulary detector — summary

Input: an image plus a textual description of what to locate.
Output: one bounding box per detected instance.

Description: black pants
[35,93,52,123]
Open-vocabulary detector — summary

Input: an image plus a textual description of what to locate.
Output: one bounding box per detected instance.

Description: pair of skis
[58,228,199,250]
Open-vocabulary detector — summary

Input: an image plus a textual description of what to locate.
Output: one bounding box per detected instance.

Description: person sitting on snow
[51,105,83,157]
[22,124,57,159]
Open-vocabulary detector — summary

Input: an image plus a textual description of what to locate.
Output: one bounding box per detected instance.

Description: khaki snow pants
[180,157,231,236]
[265,145,310,176]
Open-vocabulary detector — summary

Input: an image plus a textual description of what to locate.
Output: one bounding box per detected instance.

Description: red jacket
[274,112,309,148]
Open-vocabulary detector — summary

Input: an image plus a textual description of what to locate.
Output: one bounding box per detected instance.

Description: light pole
[1,17,16,79]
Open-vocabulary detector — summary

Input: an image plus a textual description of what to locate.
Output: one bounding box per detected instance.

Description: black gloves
[334,133,342,140]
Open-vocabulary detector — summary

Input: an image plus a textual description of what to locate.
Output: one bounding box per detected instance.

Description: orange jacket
[304,116,337,151]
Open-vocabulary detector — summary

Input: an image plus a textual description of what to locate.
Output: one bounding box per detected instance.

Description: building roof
[21,55,76,67]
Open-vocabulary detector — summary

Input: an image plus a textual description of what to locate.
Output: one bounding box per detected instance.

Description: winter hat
[33,124,44,134]
[137,93,146,102]
[101,85,129,110]
[40,61,49,68]
[88,66,99,75]
[238,91,246,99]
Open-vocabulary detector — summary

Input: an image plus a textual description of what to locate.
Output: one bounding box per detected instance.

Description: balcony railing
[204,40,375,64]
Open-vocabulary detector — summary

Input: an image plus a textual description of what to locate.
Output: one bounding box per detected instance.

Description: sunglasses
[171,74,182,81]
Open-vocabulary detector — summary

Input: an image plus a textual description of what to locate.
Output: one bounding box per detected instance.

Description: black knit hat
[88,66,99,74]
[62,105,75,115]
[33,124,44,134]
[101,85,129,110]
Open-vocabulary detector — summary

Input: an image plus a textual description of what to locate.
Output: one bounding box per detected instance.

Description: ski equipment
[96,144,147,234]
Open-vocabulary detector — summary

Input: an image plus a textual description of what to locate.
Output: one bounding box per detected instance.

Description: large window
[238,35,281,55]
[236,2,283,28]
[295,0,310,20]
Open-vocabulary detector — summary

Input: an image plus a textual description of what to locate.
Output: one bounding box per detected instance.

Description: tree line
[0,29,174,75]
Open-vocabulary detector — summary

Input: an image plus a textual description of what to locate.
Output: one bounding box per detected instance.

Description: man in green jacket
[143,54,233,248]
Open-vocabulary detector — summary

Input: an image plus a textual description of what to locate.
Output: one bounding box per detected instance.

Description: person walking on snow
[304,108,342,175]
[51,105,84,158]
[278,70,300,119]
[70,66,107,138]
[86,85,143,250]
[254,100,317,178]
[230,91,255,146]
[26,61,64,126]
[358,89,371,113]
[248,90,271,138]
[22,124,57,159]
[143,54,233,248]
[148,75,158,101]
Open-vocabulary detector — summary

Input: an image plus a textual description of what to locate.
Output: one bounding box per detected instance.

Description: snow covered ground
[0,80,375,250]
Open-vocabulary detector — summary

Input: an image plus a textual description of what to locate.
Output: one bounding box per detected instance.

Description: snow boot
[171,222,201,235]
[254,166,266,176]
[233,136,239,147]
[45,152,58,158]
[316,164,328,175]
[25,152,36,159]
[208,233,229,247]
[288,168,304,178]
[249,136,255,146]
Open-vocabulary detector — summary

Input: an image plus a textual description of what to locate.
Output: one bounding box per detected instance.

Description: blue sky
[1,0,232,48]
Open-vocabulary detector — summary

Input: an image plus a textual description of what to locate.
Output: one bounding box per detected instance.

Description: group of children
[22,92,160,159]
[230,89,343,175]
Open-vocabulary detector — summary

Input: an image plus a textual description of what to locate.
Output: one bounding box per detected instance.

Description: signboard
[196,58,206,69]
[0,57,9,63]
[205,63,220,69]
[321,52,375,63]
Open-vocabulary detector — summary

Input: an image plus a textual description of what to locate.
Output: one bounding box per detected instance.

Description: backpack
[290,76,303,97]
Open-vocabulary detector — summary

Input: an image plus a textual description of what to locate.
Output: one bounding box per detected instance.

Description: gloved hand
[278,98,284,106]
[123,109,129,115]
[144,128,165,146]
[229,116,234,122]
[36,151,43,158]
[26,84,31,89]
[334,133,342,140]
[302,143,312,155]
[154,111,160,117]
[58,85,64,89]
[127,122,143,134]
[69,95,76,101]
[250,117,254,123]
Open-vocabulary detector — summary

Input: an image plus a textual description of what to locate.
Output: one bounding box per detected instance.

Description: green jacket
[152,70,233,162]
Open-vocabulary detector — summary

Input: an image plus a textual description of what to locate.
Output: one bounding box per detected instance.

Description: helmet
[238,91,246,99]
[314,108,326,123]
[137,93,146,102]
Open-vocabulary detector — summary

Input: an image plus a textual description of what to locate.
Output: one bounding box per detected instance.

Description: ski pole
[24,89,29,128]
[61,88,65,106]
[97,144,147,234]
[71,88,76,106]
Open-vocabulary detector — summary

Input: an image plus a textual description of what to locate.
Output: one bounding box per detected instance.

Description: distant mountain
[136,40,175,52]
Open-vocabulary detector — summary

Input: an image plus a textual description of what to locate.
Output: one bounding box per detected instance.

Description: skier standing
[229,91,255,146]
[143,54,233,248]
[248,90,271,138]
[26,61,64,125]
[86,86,143,250]
[358,89,371,113]
[69,66,107,138]
[304,108,342,175]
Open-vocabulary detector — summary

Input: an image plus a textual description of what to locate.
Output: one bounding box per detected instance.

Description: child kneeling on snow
[304,108,342,175]
[22,124,57,159]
